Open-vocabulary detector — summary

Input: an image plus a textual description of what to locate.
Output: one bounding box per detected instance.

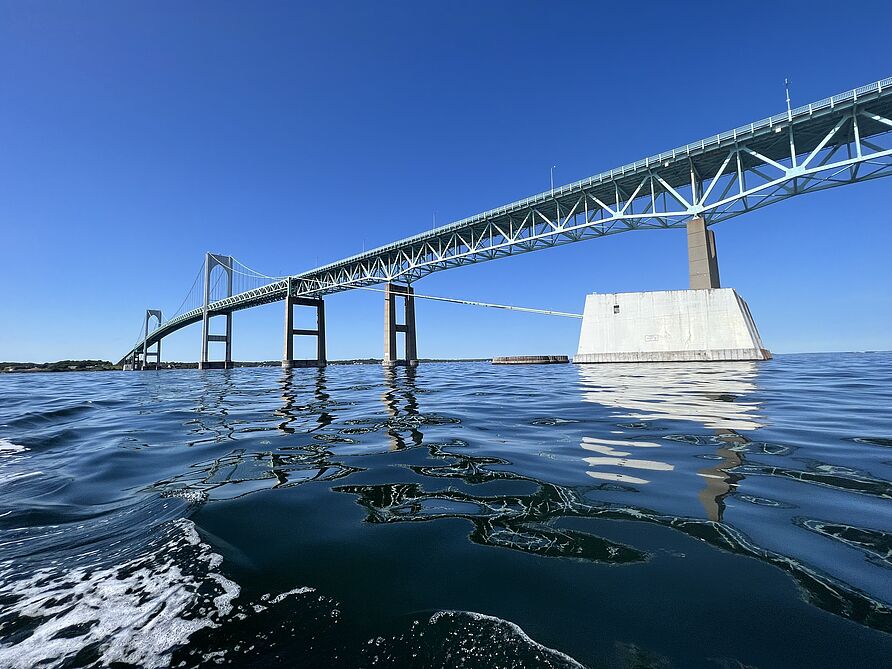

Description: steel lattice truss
[125,77,892,360]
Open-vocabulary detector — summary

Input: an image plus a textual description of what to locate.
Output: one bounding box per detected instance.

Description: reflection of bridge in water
[578,362,763,431]
[149,365,891,631]
[577,362,763,521]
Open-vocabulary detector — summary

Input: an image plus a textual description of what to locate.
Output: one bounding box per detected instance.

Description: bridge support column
[283,280,326,368]
[687,217,720,290]
[199,253,234,370]
[383,283,417,366]
[141,309,162,370]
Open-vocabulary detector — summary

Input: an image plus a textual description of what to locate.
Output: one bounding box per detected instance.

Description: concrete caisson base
[492,356,570,365]
[574,288,770,364]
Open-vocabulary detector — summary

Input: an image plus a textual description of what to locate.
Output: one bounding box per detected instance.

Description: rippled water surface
[1,353,891,668]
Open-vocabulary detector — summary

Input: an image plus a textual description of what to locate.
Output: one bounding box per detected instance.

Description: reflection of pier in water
[334,365,889,630]
[381,366,423,451]
[153,369,357,499]
[152,364,890,631]
[577,363,764,521]
[185,370,238,446]
[276,367,335,435]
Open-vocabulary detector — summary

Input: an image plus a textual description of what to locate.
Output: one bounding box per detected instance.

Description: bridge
[122,77,892,369]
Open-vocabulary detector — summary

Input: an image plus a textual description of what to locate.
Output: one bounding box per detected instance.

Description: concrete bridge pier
[283,279,326,368]
[687,217,721,290]
[574,216,770,363]
[141,345,161,370]
[199,316,232,370]
[199,253,234,370]
[141,309,162,370]
[383,282,417,366]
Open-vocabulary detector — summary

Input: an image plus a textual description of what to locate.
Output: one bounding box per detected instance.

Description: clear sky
[1,1,891,363]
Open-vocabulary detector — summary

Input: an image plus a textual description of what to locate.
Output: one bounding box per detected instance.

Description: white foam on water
[0,438,26,453]
[0,437,32,485]
[160,488,208,505]
[0,518,241,669]
[427,610,587,668]
[0,470,41,484]
[268,586,315,604]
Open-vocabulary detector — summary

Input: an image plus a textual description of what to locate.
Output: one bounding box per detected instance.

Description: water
[1,353,890,668]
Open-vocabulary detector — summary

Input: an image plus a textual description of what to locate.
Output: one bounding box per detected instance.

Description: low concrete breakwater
[491,356,570,365]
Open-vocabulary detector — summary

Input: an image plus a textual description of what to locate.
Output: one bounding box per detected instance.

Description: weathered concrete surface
[687,217,720,290]
[492,355,569,365]
[383,283,418,366]
[574,288,770,363]
[282,287,326,369]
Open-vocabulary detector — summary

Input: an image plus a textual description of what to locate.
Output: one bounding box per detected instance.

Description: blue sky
[1,1,890,362]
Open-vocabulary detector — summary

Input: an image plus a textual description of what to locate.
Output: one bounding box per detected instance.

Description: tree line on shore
[2,358,488,373]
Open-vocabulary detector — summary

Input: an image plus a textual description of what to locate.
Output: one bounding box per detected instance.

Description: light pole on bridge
[785,78,792,120]
[550,165,557,196]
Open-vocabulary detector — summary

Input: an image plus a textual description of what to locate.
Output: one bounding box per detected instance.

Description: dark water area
[1,353,891,668]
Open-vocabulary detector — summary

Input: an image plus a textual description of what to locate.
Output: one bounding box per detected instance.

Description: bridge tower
[199,253,234,370]
[141,310,162,370]
[282,278,327,368]
[383,283,417,366]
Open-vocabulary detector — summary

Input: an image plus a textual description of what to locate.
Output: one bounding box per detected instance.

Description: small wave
[0,438,26,453]
[796,518,892,569]
[530,417,580,426]
[265,586,316,604]
[7,404,96,430]
[160,488,209,505]
[854,436,892,448]
[363,609,587,668]
[0,438,31,486]
[428,611,586,666]
[0,518,239,669]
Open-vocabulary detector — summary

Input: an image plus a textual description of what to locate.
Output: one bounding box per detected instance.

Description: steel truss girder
[124,78,892,360]
[287,107,891,295]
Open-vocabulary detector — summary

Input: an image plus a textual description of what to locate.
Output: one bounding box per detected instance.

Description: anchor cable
[298,275,582,318]
[351,285,582,318]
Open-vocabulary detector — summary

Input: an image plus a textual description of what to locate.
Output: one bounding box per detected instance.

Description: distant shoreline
[0,359,491,374]
[3,351,889,374]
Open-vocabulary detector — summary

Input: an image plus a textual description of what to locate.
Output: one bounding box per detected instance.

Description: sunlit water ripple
[1,353,890,668]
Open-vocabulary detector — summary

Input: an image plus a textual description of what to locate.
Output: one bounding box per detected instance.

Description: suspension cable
[231,257,283,280]
[168,261,206,320]
[131,318,146,351]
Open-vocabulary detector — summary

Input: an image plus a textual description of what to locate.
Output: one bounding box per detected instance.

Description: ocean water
[0,353,890,668]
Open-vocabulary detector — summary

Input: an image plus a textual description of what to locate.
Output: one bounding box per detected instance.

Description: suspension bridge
[122,77,892,369]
